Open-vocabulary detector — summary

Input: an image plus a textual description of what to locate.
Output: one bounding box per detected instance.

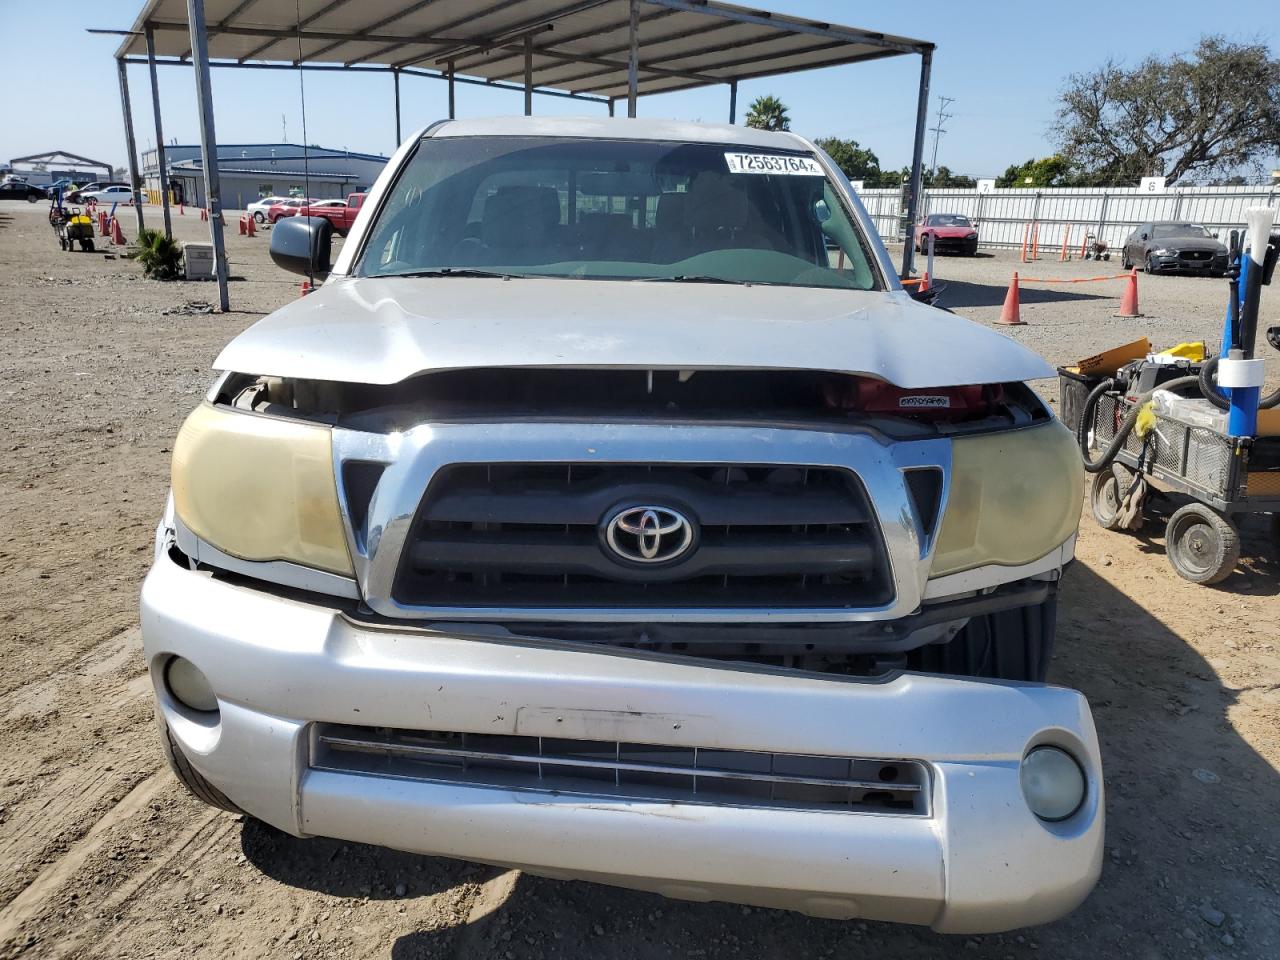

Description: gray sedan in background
[1121,221,1228,275]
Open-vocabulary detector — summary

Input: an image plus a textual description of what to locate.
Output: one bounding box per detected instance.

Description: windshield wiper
[636,274,753,285]
[384,268,522,279]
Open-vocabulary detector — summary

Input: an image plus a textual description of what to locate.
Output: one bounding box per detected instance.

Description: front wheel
[253,211,265,224]
[27,193,39,203]
[157,715,243,813]
[81,237,94,252]
[1165,504,1238,584]
[1089,471,1124,530]
[1145,254,1157,274]
[1121,250,1131,270]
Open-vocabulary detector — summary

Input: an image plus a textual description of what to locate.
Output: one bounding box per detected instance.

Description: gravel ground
[0,200,1278,960]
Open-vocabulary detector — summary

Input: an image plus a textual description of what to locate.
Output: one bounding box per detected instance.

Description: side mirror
[1140,232,1148,241]
[270,215,333,277]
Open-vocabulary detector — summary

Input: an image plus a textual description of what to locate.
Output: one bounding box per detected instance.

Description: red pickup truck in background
[296,193,367,236]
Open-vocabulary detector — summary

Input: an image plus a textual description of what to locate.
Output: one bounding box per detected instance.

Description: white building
[141,143,388,209]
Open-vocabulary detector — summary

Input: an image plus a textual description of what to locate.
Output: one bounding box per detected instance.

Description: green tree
[995,155,1073,187]
[813,137,881,182]
[745,95,791,132]
[1053,36,1280,185]
[927,166,977,188]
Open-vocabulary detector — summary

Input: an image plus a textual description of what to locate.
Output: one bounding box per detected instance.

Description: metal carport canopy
[109,0,935,311]
[115,0,930,101]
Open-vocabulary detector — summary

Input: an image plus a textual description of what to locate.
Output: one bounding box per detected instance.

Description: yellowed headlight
[932,420,1083,577]
[171,402,353,576]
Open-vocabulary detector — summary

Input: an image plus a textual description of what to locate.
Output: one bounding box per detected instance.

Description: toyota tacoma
[142,116,1101,933]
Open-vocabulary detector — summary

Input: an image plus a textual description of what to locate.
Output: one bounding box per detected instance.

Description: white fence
[857,184,1280,253]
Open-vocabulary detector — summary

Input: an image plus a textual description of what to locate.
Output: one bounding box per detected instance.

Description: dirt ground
[0,200,1277,960]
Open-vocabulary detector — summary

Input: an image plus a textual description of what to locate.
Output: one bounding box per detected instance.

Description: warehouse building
[140,143,388,208]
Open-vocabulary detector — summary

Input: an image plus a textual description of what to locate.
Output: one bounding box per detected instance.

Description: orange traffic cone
[919,269,931,293]
[246,215,256,237]
[997,272,1026,326]
[300,280,312,297]
[1115,268,1141,317]
[238,216,247,236]
[110,218,126,245]
[200,207,208,222]
[179,202,184,216]
[98,211,109,235]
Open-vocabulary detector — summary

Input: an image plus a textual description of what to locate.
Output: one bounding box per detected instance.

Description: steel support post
[728,79,737,123]
[523,36,533,115]
[116,58,146,236]
[186,0,229,312]
[144,26,172,238]
[393,68,402,145]
[900,48,932,279]
[447,61,456,118]
[627,0,639,117]
[608,98,615,117]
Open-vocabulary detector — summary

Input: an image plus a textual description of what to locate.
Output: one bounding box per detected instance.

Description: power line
[928,95,955,177]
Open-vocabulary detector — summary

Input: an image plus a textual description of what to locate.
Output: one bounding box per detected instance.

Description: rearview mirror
[1140,232,1148,240]
[270,215,333,277]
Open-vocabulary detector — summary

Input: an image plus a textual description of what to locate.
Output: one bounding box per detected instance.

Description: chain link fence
[857,183,1279,254]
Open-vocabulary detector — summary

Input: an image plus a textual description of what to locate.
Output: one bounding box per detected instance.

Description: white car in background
[247,196,291,224]
[81,184,135,205]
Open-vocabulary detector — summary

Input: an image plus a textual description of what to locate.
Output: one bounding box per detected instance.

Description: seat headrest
[685,175,750,233]
[482,185,561,247]
[655,192,688,230]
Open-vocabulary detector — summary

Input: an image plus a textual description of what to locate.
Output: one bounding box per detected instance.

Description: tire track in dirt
[0,771,166,945]
[0,627,154,913]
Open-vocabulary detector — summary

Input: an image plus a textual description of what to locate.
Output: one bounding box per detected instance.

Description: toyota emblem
[603,505,695,565]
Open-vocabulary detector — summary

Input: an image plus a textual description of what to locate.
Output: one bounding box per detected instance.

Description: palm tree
[745,95,791,132]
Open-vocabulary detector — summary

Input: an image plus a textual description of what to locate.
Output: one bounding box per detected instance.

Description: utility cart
[1077,385,1280,582]
[1067,207,1280,585]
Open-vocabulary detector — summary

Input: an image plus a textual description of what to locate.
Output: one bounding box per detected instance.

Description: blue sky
[2,1,1276,177]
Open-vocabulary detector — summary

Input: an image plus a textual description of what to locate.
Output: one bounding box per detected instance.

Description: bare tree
[1052,36,1280,185]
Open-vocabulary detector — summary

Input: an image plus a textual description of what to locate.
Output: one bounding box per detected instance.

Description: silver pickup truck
[142,116,1101,934]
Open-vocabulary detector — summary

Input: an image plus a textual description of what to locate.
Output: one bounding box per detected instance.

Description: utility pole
[928,95,955,179]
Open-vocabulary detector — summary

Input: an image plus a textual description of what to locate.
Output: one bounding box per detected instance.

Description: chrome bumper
[140,553,1103,934]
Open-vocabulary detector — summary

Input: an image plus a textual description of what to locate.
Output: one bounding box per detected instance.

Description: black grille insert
[392,463,892,609]
[312,724,929,815]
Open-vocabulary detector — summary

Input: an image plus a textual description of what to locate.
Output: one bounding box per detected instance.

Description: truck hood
[214,277,1054,388]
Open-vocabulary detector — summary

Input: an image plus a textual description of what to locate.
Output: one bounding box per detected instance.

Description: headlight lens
[171,402,353,576]
[967,232,978,240]
[1021,746,1086,821]
[166,656,218,713]
[932,419,1083,576]
[1153,248,1170,256]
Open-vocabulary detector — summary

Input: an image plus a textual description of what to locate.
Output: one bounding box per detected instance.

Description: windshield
[1152,223,1211,239]
[357,136,881,290]
[927,214,971,227]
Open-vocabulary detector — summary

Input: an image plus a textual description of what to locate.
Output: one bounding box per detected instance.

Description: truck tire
[157,716,243,814]
[912,590,1057,682]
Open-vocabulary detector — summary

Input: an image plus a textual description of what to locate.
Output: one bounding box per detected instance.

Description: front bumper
[141,552,1103,934]
[1149,252,1227,272]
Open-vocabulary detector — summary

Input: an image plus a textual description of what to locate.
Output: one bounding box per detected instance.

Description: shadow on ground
[938,279,1110,310]
[242,543,1280,960]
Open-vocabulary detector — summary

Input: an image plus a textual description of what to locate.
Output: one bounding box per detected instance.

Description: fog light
[1020,746,1085,821]
[166,657,218,713]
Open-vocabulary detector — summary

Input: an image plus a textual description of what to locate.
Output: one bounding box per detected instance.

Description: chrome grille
[312,724,929,815]
[392,463,892,609]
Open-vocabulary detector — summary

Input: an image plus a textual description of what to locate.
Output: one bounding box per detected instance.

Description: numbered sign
[976,179,995,194]
[1139,177,1167,193]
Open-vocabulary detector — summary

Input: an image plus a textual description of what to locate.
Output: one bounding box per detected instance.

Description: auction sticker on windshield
[724,153,823,175]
